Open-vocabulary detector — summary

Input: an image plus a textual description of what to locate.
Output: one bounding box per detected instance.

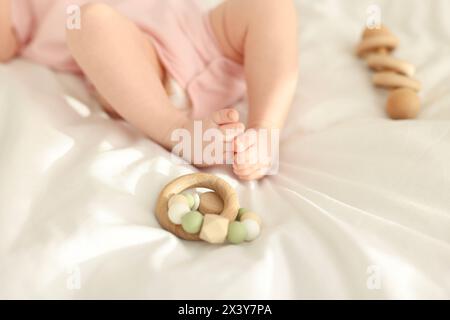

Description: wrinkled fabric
[1,0,450,299]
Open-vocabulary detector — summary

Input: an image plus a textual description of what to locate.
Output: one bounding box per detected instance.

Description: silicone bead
[168,203,190,225]
[181,211,204,234]
[242,219,260,241]
[240,212,262,227]
[237,208,249,220]
[184,193,195,209]
[227,221,247,244]
[168,194,189,208]
[183,189,200,211]
[199,214,229,244]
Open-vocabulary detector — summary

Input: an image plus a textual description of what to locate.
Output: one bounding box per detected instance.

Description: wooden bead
[240,212,262,227]
[199,214,229,244]
[199,192,224,215]
[386,88,420,120]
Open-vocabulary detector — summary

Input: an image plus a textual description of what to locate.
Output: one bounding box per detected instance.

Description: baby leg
[66,3,243,163]
[210,0,299,179]
[0,0,19,62]
[66,3,180,148]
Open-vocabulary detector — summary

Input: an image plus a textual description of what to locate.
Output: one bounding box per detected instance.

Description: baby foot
[173,108,245,167]
[233,128,276,181]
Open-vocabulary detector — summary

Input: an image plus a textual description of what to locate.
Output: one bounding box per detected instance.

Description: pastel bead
[199,214,229,244]
[242,219,260,241]
[183,189,200,211]
[184,193,195,209]
[227,221,247,245]
[237,208,249,220]
[199,192,223,215]
[181,211,204,234]
[240,212,262,227]
[168,203,190,225]
[168,194,189,208]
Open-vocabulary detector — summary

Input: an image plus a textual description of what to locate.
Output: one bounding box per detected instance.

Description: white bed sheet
[0,0,449,299]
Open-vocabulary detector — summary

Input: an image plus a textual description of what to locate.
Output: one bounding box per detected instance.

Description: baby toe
[212,108,239,125]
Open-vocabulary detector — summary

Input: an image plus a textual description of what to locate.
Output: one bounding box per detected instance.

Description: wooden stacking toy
[155,173,262,244]
[356,25,422,119]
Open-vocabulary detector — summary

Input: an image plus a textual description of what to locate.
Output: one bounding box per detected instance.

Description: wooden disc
[356,35,399,57]
[372,72,421,91]
[155,173,239,241]
[366,54,415,77]
[199,192,224,215]
[362,25,393,39]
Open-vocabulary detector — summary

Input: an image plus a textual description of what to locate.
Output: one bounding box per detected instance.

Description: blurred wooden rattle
[356,25,421,119]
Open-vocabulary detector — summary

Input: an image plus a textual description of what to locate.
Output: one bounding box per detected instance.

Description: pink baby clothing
[11,0,246,118]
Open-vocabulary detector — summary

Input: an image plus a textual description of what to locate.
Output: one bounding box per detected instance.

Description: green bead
[227,221,247,244]
[237,208,249,220]
[181,211,204,234]
[184,193,195,209]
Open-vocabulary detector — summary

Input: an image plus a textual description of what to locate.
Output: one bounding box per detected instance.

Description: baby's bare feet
[173,108,245,167]
[233,128,276,181]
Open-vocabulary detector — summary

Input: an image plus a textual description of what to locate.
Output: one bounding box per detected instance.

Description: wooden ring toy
[372,72,421,91]
[366,54,415,77]
[155,173,239,241]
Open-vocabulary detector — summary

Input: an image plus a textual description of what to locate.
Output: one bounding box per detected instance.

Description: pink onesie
[11,0,246,118]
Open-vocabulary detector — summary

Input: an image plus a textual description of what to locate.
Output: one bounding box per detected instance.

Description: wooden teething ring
[155,173,239,241]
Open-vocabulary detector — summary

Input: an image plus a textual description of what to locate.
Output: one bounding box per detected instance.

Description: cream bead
[199,214,229,244]
[168,194,189,208]
[183,189,200,211]
[168,203,191,225]
[242,219,261,241]
[240,212,262,227]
